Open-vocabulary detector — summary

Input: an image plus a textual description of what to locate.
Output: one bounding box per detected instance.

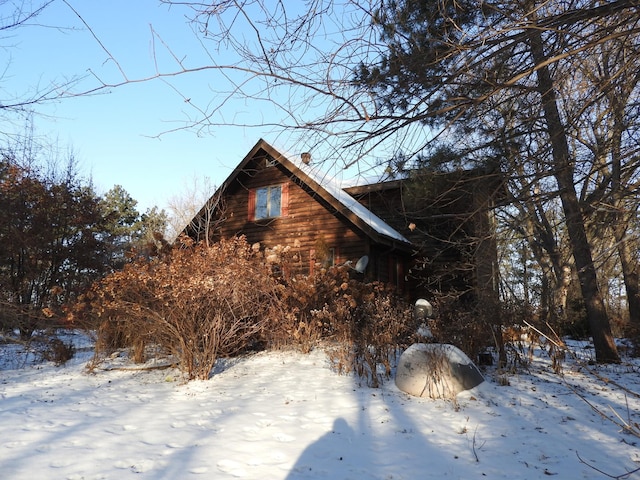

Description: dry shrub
[0,301,48,340]
[78,236,283,380]
[272,264,354,351]
[495,300,538,369]
[347,288,417,387]
[77,236,416,384]
[273,263,417,387]
[428,294,498,364]
[428,294,543,369]
[39,337,75,366]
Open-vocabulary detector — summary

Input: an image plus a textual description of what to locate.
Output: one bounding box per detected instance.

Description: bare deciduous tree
[0,1,88,125]
[165,175,224,243]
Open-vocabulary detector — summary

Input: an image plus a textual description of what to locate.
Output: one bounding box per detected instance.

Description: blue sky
[2,0,296,213]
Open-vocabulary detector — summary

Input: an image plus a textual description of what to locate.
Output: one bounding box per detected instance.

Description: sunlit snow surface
[1,332,640,479]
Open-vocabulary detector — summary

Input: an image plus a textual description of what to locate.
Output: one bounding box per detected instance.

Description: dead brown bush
[272,264,354,351]
[273,262,417,387]
[77,236,417,384]
[428,294,499,365]
[78,236,284,380]
[40,337,76,366]
[347,285,417,387]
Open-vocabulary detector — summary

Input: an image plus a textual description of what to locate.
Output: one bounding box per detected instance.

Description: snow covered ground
[1,332,640,479]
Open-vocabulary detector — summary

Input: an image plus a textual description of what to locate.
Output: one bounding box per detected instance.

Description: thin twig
[61,0,129,82]
[523,321,640,439]
[471,425,484,463]
[523,320,565,349]
[576,451,640,479]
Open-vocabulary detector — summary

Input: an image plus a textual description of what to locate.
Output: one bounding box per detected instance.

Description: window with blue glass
[255,185,282,219]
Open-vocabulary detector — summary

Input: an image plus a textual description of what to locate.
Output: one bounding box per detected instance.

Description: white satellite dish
[354,255,369,274]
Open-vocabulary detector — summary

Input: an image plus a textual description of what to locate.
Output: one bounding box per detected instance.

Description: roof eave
[185,138,413,251]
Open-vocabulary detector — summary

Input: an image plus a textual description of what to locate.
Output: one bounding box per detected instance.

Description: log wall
[212,155,374,277]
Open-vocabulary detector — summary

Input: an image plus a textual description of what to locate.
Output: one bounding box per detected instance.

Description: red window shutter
[247,189,256,221]
[280,183,289,216]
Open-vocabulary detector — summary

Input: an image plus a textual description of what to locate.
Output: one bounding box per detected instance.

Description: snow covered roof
[276,144,411,245]
[208,139,411,248]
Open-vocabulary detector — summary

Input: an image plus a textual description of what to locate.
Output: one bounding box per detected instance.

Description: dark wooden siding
[209,154,371,277]
[187,149,419,296]
[186,143,498,301]
[345,173,499,299]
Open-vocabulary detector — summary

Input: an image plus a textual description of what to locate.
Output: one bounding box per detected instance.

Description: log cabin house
[184,139,500,301]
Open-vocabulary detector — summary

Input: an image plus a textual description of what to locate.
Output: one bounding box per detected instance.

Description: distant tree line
[0,137,166,339]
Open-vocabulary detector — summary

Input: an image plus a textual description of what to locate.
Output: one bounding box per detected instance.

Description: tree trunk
[528,27,619,362]
[613,221,640,326]
[608,91,640,327]
[554,265,572,321]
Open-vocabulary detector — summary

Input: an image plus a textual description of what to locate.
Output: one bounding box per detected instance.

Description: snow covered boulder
[395,343,484,399]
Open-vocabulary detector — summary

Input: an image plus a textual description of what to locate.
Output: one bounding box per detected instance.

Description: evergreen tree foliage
[0,149,167,337]
[352,0,639,362]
